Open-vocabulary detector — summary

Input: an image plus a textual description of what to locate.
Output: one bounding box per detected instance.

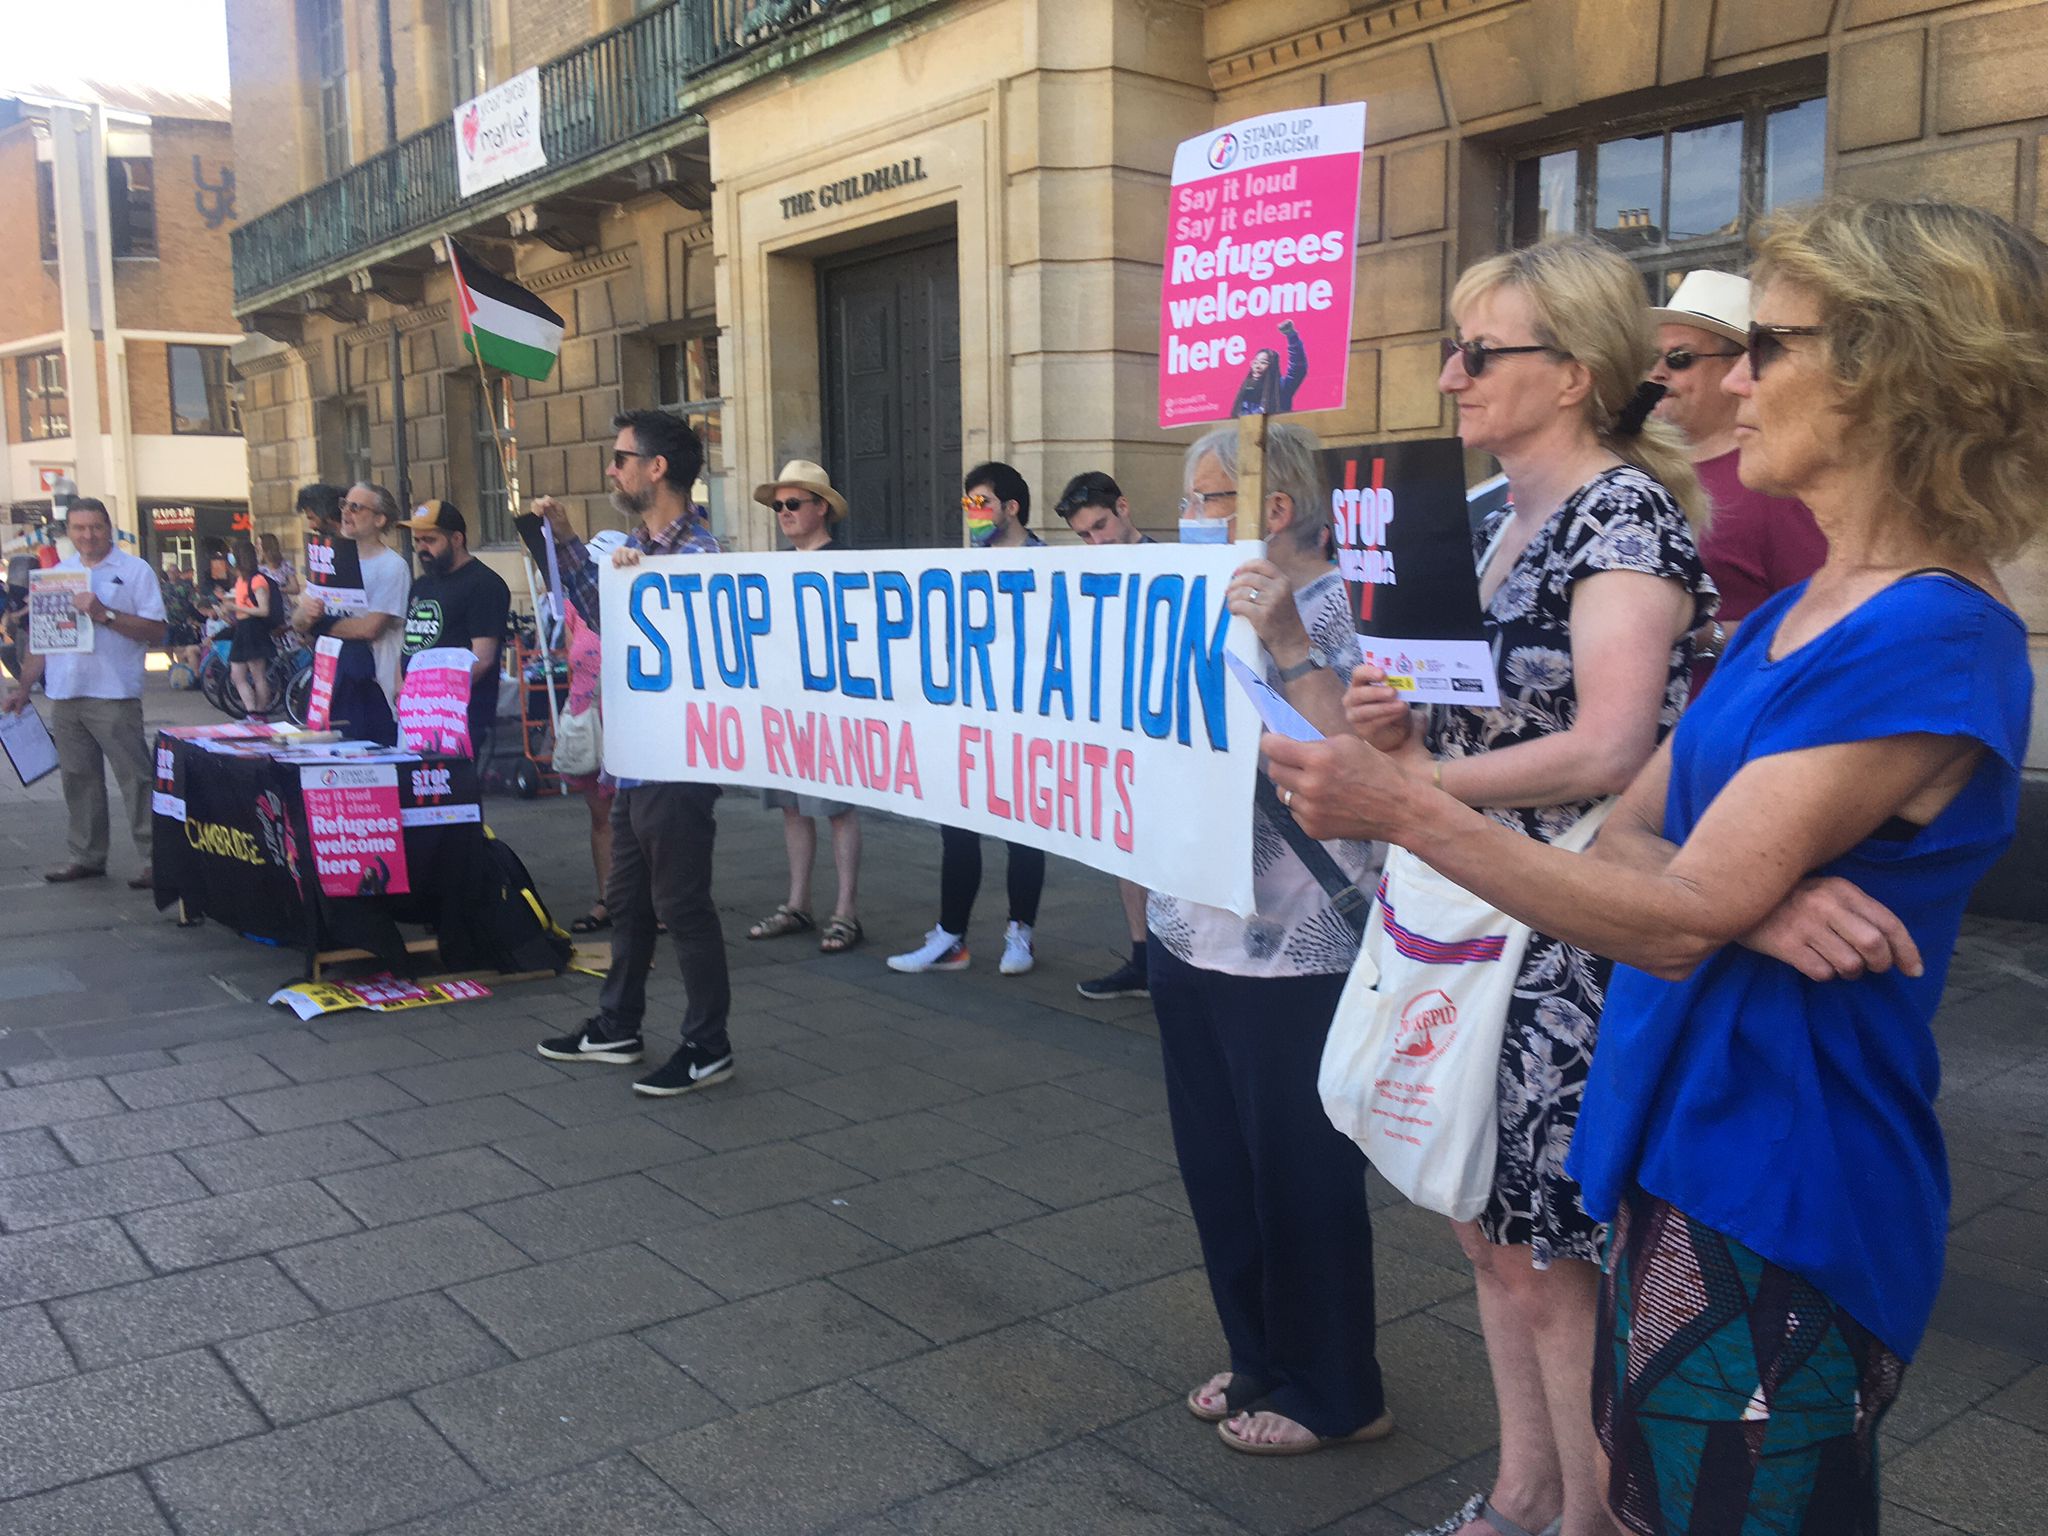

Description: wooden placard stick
[1236,412,1269,528]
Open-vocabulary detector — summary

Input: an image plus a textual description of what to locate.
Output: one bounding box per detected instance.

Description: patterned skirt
[1594,1192,1906,1536]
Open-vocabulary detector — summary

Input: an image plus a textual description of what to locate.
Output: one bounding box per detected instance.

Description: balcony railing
[232,0,810,308]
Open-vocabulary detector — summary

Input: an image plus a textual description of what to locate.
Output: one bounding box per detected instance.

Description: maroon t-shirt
[1693,448,1827,687]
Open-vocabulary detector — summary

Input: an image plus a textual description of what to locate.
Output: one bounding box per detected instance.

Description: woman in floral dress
[1356,239,1714,1536]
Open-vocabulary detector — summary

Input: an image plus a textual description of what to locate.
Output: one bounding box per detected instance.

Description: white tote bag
[1318,801,1612,1220]
[551,697,603,777]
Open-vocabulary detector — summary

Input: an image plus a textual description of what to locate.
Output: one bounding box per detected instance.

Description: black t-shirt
[402,557,512,739]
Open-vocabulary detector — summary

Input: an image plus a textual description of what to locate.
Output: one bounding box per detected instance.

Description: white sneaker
[1000,920,1035,976]
[887,925,970,973]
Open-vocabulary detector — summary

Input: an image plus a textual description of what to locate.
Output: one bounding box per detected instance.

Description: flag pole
[450,239,562,750]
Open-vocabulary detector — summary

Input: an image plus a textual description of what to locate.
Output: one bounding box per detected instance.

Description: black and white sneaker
[632,1041,735,1098]
[537,1015,645,1065]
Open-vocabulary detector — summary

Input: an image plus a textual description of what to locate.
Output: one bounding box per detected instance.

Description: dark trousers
[598,782,731,1052]
[330,674,397,747]
[938,823,1044,936]
[1150,940,1385,1437]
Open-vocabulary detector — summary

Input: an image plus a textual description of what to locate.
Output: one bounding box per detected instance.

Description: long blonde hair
[1451,238,1708,533]
[1752,198,2048,562]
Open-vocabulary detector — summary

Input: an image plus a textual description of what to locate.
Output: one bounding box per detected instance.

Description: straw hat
[753,459,847,522]
[1646,270,1752,346]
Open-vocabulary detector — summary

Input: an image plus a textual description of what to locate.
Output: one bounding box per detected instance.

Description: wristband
[1274,654,1324,685]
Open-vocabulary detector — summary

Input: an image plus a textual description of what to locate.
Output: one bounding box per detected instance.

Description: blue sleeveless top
[1567,573,2032,1359]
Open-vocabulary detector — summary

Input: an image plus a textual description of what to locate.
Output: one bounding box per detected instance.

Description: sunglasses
[1657,345,1745,372]
[611,448,653,469]
[339,499,380,515]
[1440,337,1571,378]
[768,496,815,513]
[1746,323,1824,378]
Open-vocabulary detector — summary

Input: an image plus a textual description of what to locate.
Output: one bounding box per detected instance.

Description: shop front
[144,499,251,574]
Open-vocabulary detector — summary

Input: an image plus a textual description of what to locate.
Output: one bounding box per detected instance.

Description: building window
[169,346,241,435]
[449,0,491,107]
[472,376,512,546]
[17,352,68,441]
[342,398,372,487]
[308,0,350,178]
[1511,94,1826,298]
[655,333,724,528]
[109,158,156,257]
[35,157,158,260]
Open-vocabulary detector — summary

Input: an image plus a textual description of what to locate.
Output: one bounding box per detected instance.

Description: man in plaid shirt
[533,410,734,1098]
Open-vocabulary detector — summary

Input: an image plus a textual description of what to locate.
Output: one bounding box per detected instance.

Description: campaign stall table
[149,727,525,978]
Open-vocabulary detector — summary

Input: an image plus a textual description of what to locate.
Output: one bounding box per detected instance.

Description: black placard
[1324,438,1488,642]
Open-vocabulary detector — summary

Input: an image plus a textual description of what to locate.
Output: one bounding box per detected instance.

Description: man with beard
[399,500,510,754]
[530,412,735,1099]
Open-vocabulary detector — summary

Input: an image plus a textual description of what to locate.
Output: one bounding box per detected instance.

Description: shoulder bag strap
[1253,771,1370,940]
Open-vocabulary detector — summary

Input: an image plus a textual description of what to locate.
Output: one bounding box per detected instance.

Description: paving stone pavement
[0,676,2042,1534]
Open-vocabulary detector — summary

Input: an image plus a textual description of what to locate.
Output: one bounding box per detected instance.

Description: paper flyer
[305,536,367,614]
[27,570,94,654]
[305,636,342,730]
[268,975,492,1021]
[1224,651,1324,743]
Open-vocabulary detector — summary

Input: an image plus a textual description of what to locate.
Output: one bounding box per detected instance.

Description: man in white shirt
[292,482,410,745]
[3,498,167,885]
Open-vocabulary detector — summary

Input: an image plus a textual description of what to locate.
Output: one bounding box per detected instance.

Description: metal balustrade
[231,0,789,308]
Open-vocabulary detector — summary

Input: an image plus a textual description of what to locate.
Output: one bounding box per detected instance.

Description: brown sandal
[818,916,863,954]
[748,904,814,941]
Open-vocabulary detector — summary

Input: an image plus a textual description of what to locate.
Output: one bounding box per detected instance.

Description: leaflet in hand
[27,571,94,654]
[1225,651,1324,742]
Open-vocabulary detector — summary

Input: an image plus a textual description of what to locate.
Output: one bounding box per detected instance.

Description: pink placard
[306,637,342,731]
[397,650,474,759]
[1158,103,1367,430]
[300,763,410,898]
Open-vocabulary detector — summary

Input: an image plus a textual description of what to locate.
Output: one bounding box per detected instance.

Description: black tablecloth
[151,733,494,968]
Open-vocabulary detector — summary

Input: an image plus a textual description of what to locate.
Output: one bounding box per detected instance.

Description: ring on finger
[1279,787,1293,807]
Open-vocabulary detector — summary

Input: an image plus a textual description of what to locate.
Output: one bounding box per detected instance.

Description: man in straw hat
[1647,269,1826,683]
[746,460,866,955]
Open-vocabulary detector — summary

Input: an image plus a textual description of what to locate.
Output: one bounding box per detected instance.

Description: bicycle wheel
[282,666,314,728]
[201,656,244,717]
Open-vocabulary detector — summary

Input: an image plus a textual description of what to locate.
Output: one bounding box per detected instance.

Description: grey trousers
[598,782,731,1051]
[49,695,153,872]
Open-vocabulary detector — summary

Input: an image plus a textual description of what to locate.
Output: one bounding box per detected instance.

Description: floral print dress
[1428,464,1714,1267]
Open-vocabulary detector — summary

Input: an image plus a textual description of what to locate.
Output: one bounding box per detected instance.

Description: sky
[2,0,232,102]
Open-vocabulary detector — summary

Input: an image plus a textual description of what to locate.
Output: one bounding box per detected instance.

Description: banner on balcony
[1159,102,1367,429]
[601,544,1266,915]
[454,68,547,198]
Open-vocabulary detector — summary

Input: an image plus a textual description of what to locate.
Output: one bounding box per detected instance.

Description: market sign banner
[301,763,410,898]
[602,545,1265,915]
[454,68,546,198]
[1159,102,1367,429]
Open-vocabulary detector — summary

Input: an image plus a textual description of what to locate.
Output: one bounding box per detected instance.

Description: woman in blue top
[1265,196,2046,1534]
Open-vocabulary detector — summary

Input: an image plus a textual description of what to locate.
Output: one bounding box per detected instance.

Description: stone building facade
[223,0,2048,805]
[1,87,248,567]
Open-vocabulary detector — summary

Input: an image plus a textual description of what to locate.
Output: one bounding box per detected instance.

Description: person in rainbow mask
[887,462,1047,976]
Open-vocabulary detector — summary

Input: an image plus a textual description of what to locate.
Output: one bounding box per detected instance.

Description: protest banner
[1159,102,1366,430]
[305,536,367,613]
[1327,438,1500,706]
[305,636,342,730]
[454,68,547,198]
[268,975,491,1021]
[27,570,94,654]
[396,648,475,758]
[602,543,1265,915]
[300,763,410,898]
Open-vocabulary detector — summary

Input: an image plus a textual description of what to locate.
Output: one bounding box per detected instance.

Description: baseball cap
[403,500,467,536]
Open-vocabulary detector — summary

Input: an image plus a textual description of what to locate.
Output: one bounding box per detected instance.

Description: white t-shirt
[43,549,167,702]
[1146,571,1381,978]
[360,545,410,708]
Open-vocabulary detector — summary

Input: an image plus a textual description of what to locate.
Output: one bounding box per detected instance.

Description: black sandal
[570,905,613,934]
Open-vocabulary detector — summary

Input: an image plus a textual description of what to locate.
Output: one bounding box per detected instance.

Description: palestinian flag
[448,240,564,381]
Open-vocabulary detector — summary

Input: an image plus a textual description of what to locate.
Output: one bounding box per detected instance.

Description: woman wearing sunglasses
[1270,198,2046,1534]
[1351,237,1714,1536]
